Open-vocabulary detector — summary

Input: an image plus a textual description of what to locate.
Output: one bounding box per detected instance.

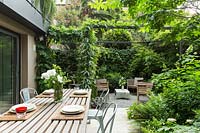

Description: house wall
[0,12,37,90]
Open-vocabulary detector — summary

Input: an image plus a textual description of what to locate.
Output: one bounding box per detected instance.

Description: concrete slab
[87,108,140,133]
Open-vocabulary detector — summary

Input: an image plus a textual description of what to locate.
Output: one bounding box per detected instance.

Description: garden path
[87,93,147,133]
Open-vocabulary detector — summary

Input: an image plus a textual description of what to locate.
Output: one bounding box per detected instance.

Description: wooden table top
[0,89,91,133]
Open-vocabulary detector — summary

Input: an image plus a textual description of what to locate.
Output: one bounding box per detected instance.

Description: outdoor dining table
[0,89,91,133]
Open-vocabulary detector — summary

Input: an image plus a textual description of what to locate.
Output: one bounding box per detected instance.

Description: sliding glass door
[0,28,19,113]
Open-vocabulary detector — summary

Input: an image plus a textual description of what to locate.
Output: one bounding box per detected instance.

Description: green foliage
[141,118,166,133]
[96,47,135,92]
[78,27,99,97]
[48,25,82,83]
[118,76,126,87]
[89,0,121,10]
[128,44,165,79]
[35,41,56,93]
[38,24,100,97]
[103,72,122,93]
[124,0,187,30]
[102,29,132,49]
[34,0,56,21]
[127,93,171,120]
[142,119,200,133]
[128,51,200,131]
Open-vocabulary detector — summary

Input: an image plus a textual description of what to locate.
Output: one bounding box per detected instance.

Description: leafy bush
[105,72,122,93]
[128,48,200,131]
[36,41,56,93]
[128,93,172,120]
[128,44,165,79]
[102,29,132,49]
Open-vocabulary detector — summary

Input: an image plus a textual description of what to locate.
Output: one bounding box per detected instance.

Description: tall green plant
[35,41,56,93]
[78,26,99,97]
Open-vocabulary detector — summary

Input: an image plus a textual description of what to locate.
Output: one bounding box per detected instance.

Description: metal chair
[88,103,117,133]
[88,89,109,125]
[20,88,38,102]
[97,89,109,106]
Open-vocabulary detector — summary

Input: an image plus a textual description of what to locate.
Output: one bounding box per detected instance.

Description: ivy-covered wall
[36,20,165,95]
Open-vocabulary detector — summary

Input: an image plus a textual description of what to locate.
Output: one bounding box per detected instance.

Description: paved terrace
[87,93,147,133]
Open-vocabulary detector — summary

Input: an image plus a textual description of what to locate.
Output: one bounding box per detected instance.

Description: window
[0,28,20,113]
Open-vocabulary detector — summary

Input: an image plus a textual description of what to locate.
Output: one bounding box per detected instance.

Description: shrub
[128,44,165,79]
[127,93,172,120]
[128,49,200,131]
[102,29,133,49]
[105,72,122,93]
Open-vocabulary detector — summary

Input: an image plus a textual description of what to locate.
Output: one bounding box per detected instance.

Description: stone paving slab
[87,93,145,133]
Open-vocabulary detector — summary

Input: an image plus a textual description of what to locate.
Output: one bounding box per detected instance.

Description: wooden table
[0,89,91,133]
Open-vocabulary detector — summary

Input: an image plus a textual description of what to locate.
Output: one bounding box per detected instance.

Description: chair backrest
[137,84,149,95]
[102,103,117,133]
[127,79,134,86]
[137,82,153,103]
[20,88,38,102]
[134,77,144,85]
[96,79,109,91]
[95,89,109,109]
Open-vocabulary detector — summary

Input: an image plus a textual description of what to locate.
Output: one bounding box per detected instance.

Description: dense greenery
[93,0,200,132]
[102,29,132,49]
[37,23,100,97]
[35,41,56,93]
[36,0,200,131]
[77,26,99,97]
[38,19,162,93]
[128,50,200,131]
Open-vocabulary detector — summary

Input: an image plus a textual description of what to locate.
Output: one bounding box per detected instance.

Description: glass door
[0,28,19,113]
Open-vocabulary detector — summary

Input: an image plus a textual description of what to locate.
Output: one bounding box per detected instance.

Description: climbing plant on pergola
[46,20,139,97]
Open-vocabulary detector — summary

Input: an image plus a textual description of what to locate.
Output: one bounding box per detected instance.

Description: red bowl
[15,106,27,113]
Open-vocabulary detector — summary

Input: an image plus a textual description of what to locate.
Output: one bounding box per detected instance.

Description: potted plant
[119,77,126,89]
[41,64,71,102]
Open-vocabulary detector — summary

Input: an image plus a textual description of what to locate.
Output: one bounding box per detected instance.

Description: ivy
[78,27,99,97]
[35,41,56,93]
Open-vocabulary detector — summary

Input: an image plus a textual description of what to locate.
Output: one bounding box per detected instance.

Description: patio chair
[20,88,38,102]
[96,79,109,91]
[88,102,117,133]
[127,77,143,93]
[137,82,153,103]
[94,89,110,109]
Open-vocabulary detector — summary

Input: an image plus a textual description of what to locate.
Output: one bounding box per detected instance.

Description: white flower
[186,119,193,124]
[167,118,176,122]
[57,75,63,83]
[41,72,50,79]
[47,69,56,77]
